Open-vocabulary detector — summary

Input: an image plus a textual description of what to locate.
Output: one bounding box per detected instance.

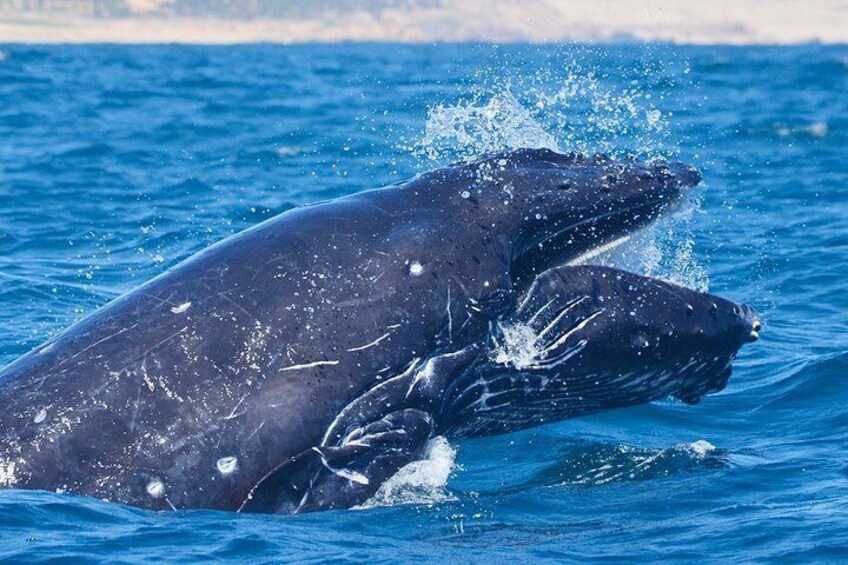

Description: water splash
[489,321,543,370]
[413,90,559,163]
[359,436,457,509]
[410,53,706,291]
[589,196,710,292]
[412,54,674,165]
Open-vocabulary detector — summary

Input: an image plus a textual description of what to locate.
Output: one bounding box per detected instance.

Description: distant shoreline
[2,2,848,46]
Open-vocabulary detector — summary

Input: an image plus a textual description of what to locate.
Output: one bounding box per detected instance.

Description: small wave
[776,121,829,138]
[358,436,457,510]
[166,178,214,194]
[754,350,848,413]
[529,440,727,489]
[737,120,831,140]
[54,142,115,160]
[274,146,305,157]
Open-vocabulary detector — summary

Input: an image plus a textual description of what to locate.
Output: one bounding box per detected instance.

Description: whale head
[447,148,702,290]
[521,266,761,407]
[443,265,761,437]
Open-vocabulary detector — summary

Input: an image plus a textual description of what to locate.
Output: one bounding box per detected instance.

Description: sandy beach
[0,0,846,45]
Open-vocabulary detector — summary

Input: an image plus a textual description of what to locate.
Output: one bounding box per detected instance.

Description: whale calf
[0,148,759,513]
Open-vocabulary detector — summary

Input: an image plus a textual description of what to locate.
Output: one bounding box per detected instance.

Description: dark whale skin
[0,149,707,512]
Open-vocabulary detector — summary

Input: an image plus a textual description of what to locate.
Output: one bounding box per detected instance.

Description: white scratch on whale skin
[565,234,632,267]
[446,286,453,341]
[247,421,265,442]
[223,395,248,420]
[281,360,339,372]
[406,357,437,398]
[536,296,588,341]
[347,332,392,352]
[321,359,421,446]
[312,447,370,485]
[543,309,606,353]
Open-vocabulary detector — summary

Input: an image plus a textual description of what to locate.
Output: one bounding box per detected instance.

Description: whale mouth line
[564,234,632,267]
[512,195,678,287]
[523,198,667,254]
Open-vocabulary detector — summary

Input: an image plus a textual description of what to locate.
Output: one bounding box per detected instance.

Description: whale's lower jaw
[443,264,760,440]
[672,364,734,405]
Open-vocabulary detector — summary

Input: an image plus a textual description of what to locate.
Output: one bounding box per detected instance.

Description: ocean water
[0,43,846,562]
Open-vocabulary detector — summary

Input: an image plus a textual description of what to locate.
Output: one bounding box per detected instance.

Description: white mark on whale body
[33,408,47,424]
[171,301,192,314]
[406,357,437,398]
[312,447,369,485]
[146,478,165,498]
[409,261,424,276]
[281,360,339,372]
[216,456,239,476]
[536,297,588,341]
[565,235,632,267]
[347,331,392,352]
[0,460,18,487]
[544,310,605,353]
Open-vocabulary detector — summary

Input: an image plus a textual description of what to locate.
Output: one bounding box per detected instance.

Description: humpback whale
[0,149,760,513]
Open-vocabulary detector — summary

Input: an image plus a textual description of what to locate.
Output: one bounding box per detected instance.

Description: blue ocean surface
[0,43,847,562]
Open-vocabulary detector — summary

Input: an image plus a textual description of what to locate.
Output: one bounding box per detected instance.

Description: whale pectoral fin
[240,409,434,514]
